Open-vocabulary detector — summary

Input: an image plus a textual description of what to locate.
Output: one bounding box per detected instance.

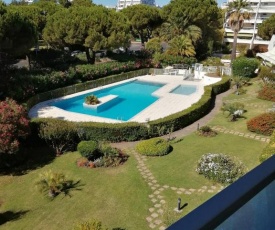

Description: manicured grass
[0,151,151,230]
[145,133,265,189]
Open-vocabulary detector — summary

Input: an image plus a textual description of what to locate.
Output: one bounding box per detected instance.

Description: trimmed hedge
[259,130,275,162]
[77,140,99,159]
[247,112,275,136]
[232,57,259,78]
[135,138,171,156]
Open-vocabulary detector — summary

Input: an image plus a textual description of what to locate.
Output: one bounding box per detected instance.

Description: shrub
[38,119,79,155]
[221,102,245,121]
[135,138,171,156]
[257,86,275,102]
[77,141,100,160]
[258,66,275,88]
[232,57,259,78]
[0,98,30,155]
[197,126,217,137]
[85,95,100,105]
[247,112,275,136]
[196,153,246,184]
[73,219,108,230]
[259,131,275,162]
[35,170,68,198]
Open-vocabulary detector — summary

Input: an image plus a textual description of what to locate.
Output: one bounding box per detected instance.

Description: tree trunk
[231,31,238,64]
[26,54,31,71]
[85,48,92,64]
[91,51,95,64]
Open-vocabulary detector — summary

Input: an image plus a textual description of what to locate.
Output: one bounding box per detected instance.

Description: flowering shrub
[135,138,171,156]
[247,112,275,136]
[76,142,128,168]
[196,153,246,184]
[257,86,275,102]
[0,98,30,154]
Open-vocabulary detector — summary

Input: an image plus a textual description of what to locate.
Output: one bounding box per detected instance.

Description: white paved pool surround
[28,74,221,123]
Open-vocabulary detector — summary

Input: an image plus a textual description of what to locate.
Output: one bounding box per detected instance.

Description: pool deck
[28,74,221,123]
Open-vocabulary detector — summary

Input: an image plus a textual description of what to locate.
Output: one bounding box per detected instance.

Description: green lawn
[0,78,272,229]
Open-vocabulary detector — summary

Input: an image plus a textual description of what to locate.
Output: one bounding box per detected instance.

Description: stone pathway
[211,126,270,143]
[122,147,224,230]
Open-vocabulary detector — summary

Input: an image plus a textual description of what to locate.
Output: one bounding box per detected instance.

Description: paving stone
[146,216,152,222]
[171,187,177,190]
[158,187,164,191]
[152,180,158,183]
[149,194,154,198]
[149,208,155,212]
[189,188,195,192]
[159,226,166,230]
[151,187,156,190]
[151,213,159,218]
[202,186,207,189]
[157,195,163,199]
[185,191,191,195]
[154,190,160,195]
[148,182,153,186]
[198,189,202,192]
[157,209,164,214]
[239,133,244,136]
[160,200,166,204]
[154,204,161,208]
[155,184,160,187]
[208,190,214,193]
[211,186,216,189]
[149,223,156,228]
[154,219,162,225]
[179,188,185,191]
[151,198,157,203]
[177,191,182,194]
[149,176,155,180]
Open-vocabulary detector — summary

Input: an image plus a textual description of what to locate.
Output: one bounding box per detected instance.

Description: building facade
[223,0,275,48]
[116,0,155,11]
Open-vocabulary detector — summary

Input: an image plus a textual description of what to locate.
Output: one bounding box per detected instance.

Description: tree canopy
[43,6,130,63]
[258,14,275,41]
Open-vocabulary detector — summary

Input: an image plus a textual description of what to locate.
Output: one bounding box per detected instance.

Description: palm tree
[227,0,251,62]
[36,170,67,197]
[167,35,196,57]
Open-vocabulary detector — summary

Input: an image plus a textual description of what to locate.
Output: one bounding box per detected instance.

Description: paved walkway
[111,88,270,229]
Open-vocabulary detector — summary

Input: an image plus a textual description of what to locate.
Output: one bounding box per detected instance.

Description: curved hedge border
[30,74,230,142]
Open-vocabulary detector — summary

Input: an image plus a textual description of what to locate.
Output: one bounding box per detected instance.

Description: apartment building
[116,0,155,11]
[223,0,275,48]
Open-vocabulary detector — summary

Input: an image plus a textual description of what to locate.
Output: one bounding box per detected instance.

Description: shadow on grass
[0,143,56,176]
[0,210,29,225]
[61,180,85,198]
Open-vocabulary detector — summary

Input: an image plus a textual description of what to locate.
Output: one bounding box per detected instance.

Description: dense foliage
[196,153,246,184]
[257,86,275,102]
[197,126,217,137]
[247,112,275,136]
[221,102,245,121]
[232,57,259,78]
[85,95,100,105]
[258,14,275,40]
[135,138,171,156]
[38,119,78,155]
[77,140,99,160]
[0,98,30,155]
[259,130,275,162]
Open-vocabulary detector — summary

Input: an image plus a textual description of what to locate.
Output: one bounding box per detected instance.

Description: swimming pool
[51,80,164,121]
[170,85,197,95]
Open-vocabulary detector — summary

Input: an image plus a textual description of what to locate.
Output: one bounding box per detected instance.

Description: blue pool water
[51,80,164,121]
[216,179,275,230]
[170,85,196,95]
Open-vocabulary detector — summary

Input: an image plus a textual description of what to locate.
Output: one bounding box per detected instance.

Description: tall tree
[258,14,275,41]
[162,0,222,59]
[226,0,250,62]
[43,6,130,64]
[0,2,37,59]
[121,4,163,46]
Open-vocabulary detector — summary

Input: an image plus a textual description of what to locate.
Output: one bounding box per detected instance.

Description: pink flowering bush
[0,98,30,154]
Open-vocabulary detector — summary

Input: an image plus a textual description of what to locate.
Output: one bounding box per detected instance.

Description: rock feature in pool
[83,95,119,112]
